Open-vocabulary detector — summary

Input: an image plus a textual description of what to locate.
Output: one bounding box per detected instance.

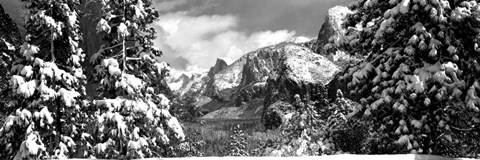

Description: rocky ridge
[313,6,363,71]
[314,6,353,55]
[169,41,340,120]
[208,58,233,77]
[167,5,355,123]
[0,4,21,45]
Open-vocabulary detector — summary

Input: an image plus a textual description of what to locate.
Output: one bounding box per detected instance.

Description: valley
[167,6,354,128]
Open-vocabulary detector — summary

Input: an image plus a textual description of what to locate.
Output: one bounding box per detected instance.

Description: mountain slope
[168,41,340,119]
[167,6,356,121]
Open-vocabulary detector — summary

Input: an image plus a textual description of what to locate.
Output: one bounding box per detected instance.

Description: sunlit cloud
[153,12,297,70]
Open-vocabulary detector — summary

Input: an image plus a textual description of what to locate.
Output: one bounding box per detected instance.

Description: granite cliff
[168,40,340,120]
[167,5,355,125]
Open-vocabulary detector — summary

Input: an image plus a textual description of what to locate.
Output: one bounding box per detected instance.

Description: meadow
[182,118,283,156]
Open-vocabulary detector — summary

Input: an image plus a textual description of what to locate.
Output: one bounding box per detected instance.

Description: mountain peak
[208,58,232,77]
[218,57,234,65]
[314,5,353,55]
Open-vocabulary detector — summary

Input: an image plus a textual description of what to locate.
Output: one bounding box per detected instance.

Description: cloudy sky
[152,0,353,70]
[0,0,353,70]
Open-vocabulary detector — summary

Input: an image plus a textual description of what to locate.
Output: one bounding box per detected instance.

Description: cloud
[153,12,297,70]
[196,0,355,36]
[153,0,216,15]
[153,0,188,12]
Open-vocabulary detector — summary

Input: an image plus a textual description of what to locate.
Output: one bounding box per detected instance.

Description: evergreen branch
[450,125,477,132]
[91,44,122,63]
[102,43,122,50]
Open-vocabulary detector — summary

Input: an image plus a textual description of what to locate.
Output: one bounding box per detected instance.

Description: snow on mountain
[166,6,355,120]
[219,57,234,65]
[289,36,312,44]
[207,58,232,78]
[314,6,353,55]
[167,65,208,92]
[169,40,340,120]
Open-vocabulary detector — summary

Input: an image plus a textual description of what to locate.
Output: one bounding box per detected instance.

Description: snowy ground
[66,154,476,160]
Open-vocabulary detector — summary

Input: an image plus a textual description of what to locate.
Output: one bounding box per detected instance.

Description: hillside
[168,40,342,120]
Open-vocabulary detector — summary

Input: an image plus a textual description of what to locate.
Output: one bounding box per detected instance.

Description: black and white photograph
[0,0,479,159]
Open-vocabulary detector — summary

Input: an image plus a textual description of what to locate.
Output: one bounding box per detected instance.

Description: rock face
[169,41,340,120]
[167,66,209,99]
[261,44,338,128]
[205,57,246,102]
[311,6,367,102]
[168,6,357,122]
[208,58,232,77]
[262,101,294,129]
[314,6,353,55]
[0,4,21,45]
[261,45,337,107]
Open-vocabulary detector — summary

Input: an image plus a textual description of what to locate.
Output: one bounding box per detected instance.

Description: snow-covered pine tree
[90,0,184,158]
[331,0,480,157]
[0,0,90,159]
[0,37,18,113]
[228,124,249,156]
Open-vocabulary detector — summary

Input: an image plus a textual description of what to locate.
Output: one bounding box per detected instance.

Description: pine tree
[0,38,17,113]
[0,0,90,159]
[90,0,184,158]
[331,0,480,157]
[228,124,249,156]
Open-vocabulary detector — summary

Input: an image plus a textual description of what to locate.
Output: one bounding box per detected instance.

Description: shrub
[167,126,206,157]
[228,124,249,156]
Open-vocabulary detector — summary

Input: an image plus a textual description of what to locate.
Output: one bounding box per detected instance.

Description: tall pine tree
[0,0,90,159]
[330,0,480,157]
[90,0,184,158]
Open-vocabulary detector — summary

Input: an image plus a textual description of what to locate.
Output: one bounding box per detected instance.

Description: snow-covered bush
[167,126,206,157]
[228,124,249,156]
[324,91,369,154]
[330,0,480,157]
[0,0,91,159]
[89,0,183,158]
[263,94,339,156]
